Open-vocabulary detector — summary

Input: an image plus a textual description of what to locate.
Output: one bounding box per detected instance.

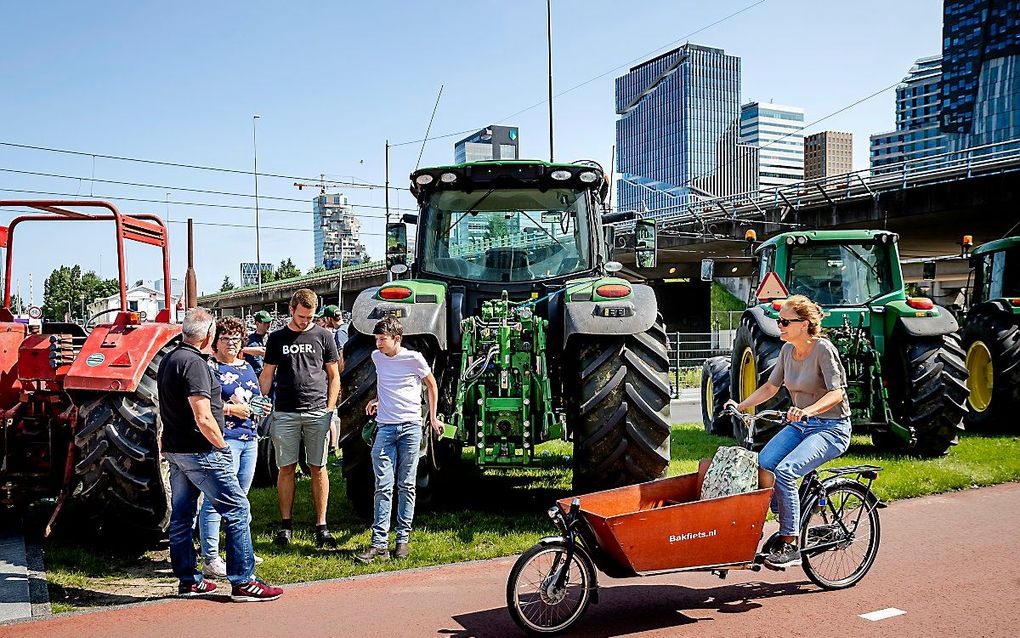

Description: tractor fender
[892,304,959,338]
[563,283,657,342]
[744,305,782,339]
[63,321,181,393]
[350,286,447,350]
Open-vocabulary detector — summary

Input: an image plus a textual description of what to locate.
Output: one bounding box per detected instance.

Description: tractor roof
[757,229,899,253]
[409,160,609,201]
[972,235,1020,257]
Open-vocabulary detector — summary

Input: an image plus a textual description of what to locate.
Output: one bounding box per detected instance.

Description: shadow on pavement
[443,579,818,637]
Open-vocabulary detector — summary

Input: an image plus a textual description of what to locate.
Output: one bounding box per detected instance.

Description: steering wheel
[84,308,123,334]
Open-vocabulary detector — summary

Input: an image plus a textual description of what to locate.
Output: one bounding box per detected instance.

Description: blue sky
[0,0,943,300]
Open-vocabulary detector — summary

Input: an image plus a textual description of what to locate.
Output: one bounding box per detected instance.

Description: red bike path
[3,482,1018,638]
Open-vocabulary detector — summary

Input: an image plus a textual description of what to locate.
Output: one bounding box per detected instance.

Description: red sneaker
[178,579,218,597]
[231,579,283,602]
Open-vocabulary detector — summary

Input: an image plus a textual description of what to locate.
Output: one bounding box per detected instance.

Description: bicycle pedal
[763,562,785,572]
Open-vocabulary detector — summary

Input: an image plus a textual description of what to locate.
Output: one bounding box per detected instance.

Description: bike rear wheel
[507,541,595,635]
[800,480,881,589]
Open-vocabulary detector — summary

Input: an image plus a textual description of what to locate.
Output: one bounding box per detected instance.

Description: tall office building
[805,132,854,180]
[454,125,520,163]
[869,56,947,174]
[615,44,756,216]
[739,102,805,190]
[312,193,367,270]
[941,0,1020,151]
[239,262,273,287]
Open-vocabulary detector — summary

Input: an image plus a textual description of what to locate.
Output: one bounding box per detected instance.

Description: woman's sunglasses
[777,318,807,327]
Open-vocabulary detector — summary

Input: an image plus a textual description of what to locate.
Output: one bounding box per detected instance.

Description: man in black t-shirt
[159,308,282,602]
[259,289,341,548]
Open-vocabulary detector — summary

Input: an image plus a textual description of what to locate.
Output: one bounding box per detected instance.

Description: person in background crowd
[260,289,342,548]
[320,304,348,458]
[727,294,852,570]
[242,311,273,381]
[158,308,282,602]
[355,317,441,563]
[198,316,272,579]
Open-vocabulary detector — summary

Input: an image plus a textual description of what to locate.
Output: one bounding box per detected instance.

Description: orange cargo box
[559,459,775,575]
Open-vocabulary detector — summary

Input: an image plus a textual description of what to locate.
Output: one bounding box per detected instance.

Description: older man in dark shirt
[159,307,282,602]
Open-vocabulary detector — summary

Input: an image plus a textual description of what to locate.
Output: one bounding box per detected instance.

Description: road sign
[754,272,789,302]
[27,306,42,320]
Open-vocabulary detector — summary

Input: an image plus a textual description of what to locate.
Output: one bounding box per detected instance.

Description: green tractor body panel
[737,229,966,451]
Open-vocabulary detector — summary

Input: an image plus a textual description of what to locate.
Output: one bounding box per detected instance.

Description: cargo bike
[506,409,884,634]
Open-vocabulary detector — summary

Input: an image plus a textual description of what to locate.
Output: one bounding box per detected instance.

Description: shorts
[269,409,331,468]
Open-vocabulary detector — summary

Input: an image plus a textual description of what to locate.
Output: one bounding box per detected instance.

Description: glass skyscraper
[739,102,805,189]
[454,125,520,164]
[312,193,367,270]
[941,0,1020,151]
[616,44,753,216]
[869,56,947,173]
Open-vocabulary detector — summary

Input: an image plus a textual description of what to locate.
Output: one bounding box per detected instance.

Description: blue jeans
[758,417,852,537]
[370,421,422,547]
[198,438,257,561]
[165,450,255,586]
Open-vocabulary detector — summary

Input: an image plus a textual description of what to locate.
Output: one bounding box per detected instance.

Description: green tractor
[337,160,671,513]
[702,229,968,456]
[960,236,1020,430]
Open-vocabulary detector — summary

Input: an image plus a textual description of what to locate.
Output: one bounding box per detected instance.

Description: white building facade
[312,193,368,270]
[739,102,805,191]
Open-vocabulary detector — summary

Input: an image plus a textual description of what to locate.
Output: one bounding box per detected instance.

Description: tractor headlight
[578,171,598,183]
[440,172,458,183]
[550,170,572,181]
[796,235,809,245]
[786,236,796,245]
[415,174,434,186]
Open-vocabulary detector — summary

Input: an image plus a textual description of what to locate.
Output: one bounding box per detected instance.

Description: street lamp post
[253,114,262,292]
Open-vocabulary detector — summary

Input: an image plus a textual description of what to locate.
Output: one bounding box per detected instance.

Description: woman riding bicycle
[726,294,851,569]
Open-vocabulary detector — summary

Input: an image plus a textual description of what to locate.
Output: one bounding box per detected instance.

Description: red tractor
[0,200,180,535]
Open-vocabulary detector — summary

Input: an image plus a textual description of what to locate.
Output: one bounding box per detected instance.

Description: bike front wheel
[506,541,596,635]
[800,480,881,589]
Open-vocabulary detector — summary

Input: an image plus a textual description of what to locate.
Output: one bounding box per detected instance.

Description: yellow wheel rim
[966,340,994,412]
[739,348,757,415]
[705,376,714,421]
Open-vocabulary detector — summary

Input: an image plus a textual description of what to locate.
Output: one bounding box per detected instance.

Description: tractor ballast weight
[0,200,180,535]
[337,161,671,513]
[960,236,1020,430]
[703,229,967,456]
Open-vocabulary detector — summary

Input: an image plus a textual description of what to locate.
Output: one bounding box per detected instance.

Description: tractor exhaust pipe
[185,217,197,309]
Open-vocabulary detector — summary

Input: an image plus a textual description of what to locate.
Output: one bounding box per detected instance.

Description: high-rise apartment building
[869,56,946,174]
[454,126,520,163]
[739,102,805,190]
[941,0,1020,151]
[312,193,367,270]
[805,131,854,180]
[615,44,756,216]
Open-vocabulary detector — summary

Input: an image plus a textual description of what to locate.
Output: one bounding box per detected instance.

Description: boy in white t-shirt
[355,317,441,563]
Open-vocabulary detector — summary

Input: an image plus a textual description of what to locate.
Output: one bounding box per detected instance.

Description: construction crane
[293,174,375,192]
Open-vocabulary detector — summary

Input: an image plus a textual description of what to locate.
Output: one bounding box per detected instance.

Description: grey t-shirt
[768,338,851,419]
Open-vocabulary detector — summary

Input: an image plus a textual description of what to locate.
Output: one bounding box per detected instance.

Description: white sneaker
[203,556,228,579]
[253,553,264,565]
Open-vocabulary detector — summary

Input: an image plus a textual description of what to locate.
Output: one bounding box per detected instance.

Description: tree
[43,266,120,321]
[307,265,327,275]
[485,216,509,242]
[275,258,301,280]
[220,276,236,292]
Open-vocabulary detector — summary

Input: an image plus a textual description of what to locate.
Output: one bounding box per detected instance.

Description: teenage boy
[259,289,341,547]
[355,317,441,563]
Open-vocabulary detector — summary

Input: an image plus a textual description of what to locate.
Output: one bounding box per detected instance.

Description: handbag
[362,418,378,446]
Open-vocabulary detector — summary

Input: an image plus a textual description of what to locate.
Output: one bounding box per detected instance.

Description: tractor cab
[969,236,1020,306]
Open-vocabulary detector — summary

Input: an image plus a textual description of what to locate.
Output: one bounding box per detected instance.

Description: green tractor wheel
[568,319,671,492]
[729,315,789,448]
[700,356,732,435]
[961,305,1020,431]
[881,332,968,456]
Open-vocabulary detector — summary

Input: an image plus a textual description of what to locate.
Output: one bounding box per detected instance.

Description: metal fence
[666,331,733,397]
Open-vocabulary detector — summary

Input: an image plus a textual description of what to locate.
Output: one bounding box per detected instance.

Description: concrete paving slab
[0,532,31,623]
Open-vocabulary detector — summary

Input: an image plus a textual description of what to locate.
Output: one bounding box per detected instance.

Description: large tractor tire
[567,319,672,493]
[701,356,732,435]
[74,342,174,536]
[729,315,789,448]
[961,305,1020,431]
[337,330,441,517]
[882,332,968,457]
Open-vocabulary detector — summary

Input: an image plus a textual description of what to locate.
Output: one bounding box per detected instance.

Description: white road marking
[860,608,907,621]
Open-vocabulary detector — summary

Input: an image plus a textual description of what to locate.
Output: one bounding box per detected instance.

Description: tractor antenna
[416,85,444,171]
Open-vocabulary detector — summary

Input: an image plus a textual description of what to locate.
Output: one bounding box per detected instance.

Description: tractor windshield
[786,242,894,306]
[420,188,592,282]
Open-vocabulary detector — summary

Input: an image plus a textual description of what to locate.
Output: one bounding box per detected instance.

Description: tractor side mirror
[605,226,616,261]
[922,260,936,281]
[700,259,715,282]
[634,219,657,269]
[402,213,419,225]
[386,222,408,270]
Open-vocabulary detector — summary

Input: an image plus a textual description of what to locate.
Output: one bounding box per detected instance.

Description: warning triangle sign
[755,272,789,302]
